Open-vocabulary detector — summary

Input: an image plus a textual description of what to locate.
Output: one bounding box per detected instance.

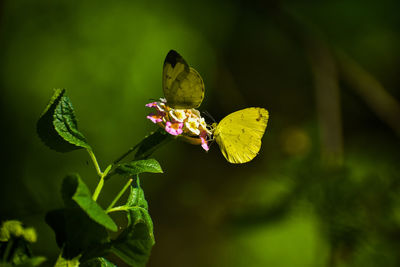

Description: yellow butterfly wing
[214,108,269,164]
[162,50,205,109]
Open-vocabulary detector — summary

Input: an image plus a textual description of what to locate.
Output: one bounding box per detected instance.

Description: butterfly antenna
[203,110,216,123]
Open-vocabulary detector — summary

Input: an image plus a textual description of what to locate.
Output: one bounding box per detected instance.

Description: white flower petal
[169,109,187,122]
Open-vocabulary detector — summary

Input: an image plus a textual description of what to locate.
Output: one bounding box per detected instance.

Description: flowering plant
[31,50,268,267]
[36,89,162,267]
[146,98,212,151]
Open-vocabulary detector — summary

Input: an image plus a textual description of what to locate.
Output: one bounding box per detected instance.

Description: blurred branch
[335,51,400,137]
[270,7,344,165]
[307,39,344,166]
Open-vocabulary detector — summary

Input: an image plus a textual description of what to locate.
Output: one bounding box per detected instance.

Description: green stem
[3,238,14,261]
[106,206,130,214]
[92,164,112,201]
[113,143,141,165]
[87,149,103,177]
[113,128,172,165]
[106,178,133,211]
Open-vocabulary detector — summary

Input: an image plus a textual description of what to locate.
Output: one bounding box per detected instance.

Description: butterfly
[213,107,269,164]
[163,50,204,109]
[162,50,269,164]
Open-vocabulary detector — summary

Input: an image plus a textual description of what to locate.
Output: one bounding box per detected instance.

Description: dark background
[1,0,400,266]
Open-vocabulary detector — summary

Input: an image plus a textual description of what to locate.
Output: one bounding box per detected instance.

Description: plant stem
[87,149,103,177]
[113,143,141,165]
[106,206,130,214]
[92,164,112,201]
[2,238,14,261]
[113,129,171,165]
[106,178,133,211]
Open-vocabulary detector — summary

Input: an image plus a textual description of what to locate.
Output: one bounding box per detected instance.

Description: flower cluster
[146,99,212,151]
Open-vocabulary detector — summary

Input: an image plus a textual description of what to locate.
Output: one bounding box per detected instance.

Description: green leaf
[111,178,154,267]
[134,130,171,160]
[46,174,117,260]
[0,221,44,266]
[125,178,153,239]
[111,220,153,267]
[0,257,46,267]
[54,253,80,267]
[0,220,24,241]
[46,208,109,260]
[37,89,90,152]
[81,257,116,267]
[45,209,67,249]
[125,178,148,211]
[0,221,37,243]
[116,159,163,177]
[15,256,46,267]
[37,89,77,152]
[61,174,117,232]
[53,94,90,150]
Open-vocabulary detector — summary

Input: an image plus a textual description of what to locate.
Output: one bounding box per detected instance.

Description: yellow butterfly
[160,50,269,164]
[213,107,269,164]
[163,50,204,109]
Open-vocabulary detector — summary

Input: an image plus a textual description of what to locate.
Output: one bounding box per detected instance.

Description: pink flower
[145,100,213,151]
[146,112,165,123]
[165,121,183,136]
[146,101,167,112]
[145,102,158,108]
[200,131,209,151]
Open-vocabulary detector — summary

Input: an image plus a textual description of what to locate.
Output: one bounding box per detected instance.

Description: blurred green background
[1,0,400,266]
